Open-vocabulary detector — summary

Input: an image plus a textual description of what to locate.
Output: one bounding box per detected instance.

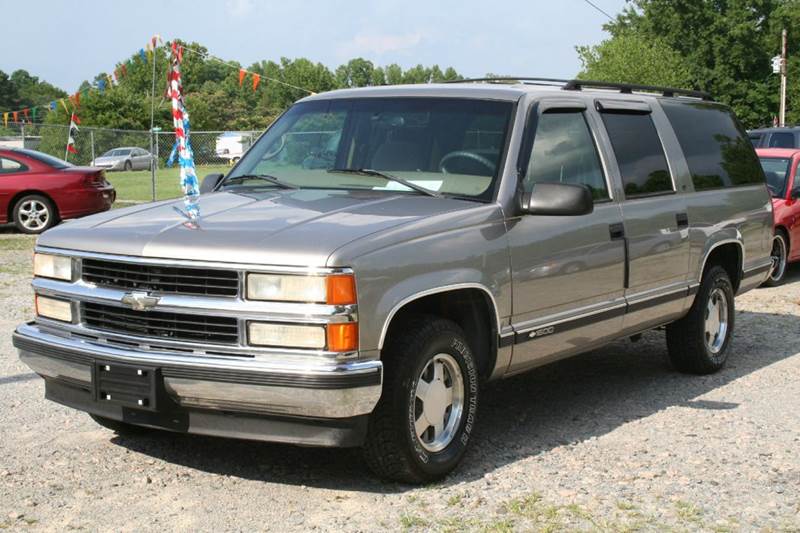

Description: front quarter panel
[329,203,511,362]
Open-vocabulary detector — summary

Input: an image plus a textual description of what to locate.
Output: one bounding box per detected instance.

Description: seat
[371,141,424,171]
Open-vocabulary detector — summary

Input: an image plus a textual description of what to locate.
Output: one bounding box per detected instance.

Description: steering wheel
[262,134,287,160]
[439,151,495,174]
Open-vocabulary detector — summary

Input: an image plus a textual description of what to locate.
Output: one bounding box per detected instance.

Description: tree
[576,33,693,88]
[0,70,20,111]
[580,0,799,127]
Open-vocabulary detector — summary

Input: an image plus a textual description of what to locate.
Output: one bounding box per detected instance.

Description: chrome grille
[81,258,239,297]
[82,302,239,345]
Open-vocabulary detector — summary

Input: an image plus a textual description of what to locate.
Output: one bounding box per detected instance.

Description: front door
[506,102,626,374]
[595,101,691,331]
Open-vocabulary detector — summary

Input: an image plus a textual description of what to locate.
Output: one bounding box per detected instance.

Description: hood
[37,189,477,266]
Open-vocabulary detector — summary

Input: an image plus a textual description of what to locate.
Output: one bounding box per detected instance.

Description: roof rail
[444,77,713,101]
[442,77,570,86]
[563,79,713,101]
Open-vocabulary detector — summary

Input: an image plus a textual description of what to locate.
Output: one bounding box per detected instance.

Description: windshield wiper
[223,174,299,190]
[328,168,442,198]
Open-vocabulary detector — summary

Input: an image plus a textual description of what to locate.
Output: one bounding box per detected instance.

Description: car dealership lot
[0,233,798,531]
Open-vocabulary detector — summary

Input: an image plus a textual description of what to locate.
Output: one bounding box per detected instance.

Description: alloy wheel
[413,353,465,453]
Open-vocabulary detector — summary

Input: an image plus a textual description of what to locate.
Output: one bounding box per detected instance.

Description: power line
[581,0,615,21]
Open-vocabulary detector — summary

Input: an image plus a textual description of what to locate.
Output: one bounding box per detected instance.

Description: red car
[0,148,115,234]
[757,147,800,285]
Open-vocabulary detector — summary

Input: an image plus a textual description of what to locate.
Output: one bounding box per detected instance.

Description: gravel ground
[1,231,799,532]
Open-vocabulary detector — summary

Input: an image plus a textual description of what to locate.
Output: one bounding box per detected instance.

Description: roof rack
[563,79,713,101]
[444,77,713,101]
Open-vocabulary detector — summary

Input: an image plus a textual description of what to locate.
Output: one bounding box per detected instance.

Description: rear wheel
[666,265,735,374]
[13,194,57,234]
[763,232,789,287]
[363,316,479,483]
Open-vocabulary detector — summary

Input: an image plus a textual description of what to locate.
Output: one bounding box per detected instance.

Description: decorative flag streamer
[97,79,106,93]
[66,112,80,157]
[168,42,200,220]
[252,73,261,91]
[60,99,69,113]
[31,107,38,122]
[49,101,57,111]
[12,111,18,123]
[3,113,7,128]
[22,108,29,122]
[238,68,246,87]
[139,48,147,63]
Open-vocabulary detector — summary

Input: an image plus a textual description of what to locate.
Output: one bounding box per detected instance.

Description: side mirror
[200,173,224,194]
[519,182,594,216]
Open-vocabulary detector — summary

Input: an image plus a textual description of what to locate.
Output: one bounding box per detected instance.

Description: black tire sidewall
[699,268,735,367]
[396,325,479,478]
[765,233,788,286]
[13,194,55,234]
[124,160,132,171]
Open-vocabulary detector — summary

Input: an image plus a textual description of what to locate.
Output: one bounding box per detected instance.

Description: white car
[91,147,154,171]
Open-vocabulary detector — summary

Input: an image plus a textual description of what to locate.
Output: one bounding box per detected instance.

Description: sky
[0,0,628,93]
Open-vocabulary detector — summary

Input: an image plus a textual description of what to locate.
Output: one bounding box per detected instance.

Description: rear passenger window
[661,101,765,190]
[524,111,609,200]
[0,157,26,173]
[600,113,673,197]
[768,132,795,148]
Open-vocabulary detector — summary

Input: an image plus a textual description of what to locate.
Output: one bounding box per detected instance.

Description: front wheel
[123,160,132,171]
[763,232,789,287]
[363,316,479,483]
[666,265,735,374]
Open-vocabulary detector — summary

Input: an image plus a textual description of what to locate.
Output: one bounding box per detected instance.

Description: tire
[13,194,57,234]
[363,316,480,484]
[123,160,132,171]
[666,265,735,374]
[763,231,789,287]
[89,414,152,435]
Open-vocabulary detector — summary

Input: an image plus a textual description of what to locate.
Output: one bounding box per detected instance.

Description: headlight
[35,295,73,322]
[33,253,73,281]
[248,322,326,349]
[246,273,356,304]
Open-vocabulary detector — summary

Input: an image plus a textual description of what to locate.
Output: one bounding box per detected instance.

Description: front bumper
[14,322,382,446]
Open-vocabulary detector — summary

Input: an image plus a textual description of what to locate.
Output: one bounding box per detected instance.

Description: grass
[105,164,231,204]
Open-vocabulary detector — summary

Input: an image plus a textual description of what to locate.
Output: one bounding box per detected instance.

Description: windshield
[14,148,73,169]
[223,97,514,200]
[759,157,792,197]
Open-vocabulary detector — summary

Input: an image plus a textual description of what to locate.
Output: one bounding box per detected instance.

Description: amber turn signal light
[327,323,358,352]
[326,274,356,305]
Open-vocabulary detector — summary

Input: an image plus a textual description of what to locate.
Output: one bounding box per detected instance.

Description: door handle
[609,222,625,240]
[676,212,689,228]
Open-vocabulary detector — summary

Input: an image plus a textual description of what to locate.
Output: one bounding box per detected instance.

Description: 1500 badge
[529,326,555,339]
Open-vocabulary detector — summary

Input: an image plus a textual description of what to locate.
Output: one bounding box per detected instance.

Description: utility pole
[150,42,158,202]
[780,28,788,127]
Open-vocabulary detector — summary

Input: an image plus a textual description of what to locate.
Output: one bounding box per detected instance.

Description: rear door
[505,99,626,373]
[594,100,691,332]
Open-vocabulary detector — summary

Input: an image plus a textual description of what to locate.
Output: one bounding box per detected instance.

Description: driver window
[524,111,610,201]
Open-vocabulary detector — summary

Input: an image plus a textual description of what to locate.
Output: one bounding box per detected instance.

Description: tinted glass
[748,134,762,147]
[0,157,26,173]
[759,157,792,197]
[524,111,609,200]
[13,149,71,168]
[661,101,765,190]
[768,132,795,148]
[601,113,672,197]
[226,98,513,201]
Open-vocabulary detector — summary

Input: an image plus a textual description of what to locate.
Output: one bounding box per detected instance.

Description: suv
[14,79,774,483]
[748,126,800,149]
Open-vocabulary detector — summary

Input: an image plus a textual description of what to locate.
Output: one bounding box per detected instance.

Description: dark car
[0,148,116,234]
[748,127,800,149]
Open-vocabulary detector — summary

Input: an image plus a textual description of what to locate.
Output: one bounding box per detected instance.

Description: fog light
[35,295,73,322]
[248,322,326,349]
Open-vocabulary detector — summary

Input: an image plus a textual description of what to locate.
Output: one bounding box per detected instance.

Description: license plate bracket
[93,361,158,411]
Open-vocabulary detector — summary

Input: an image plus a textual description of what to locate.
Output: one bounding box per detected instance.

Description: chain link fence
[0,122,262,167]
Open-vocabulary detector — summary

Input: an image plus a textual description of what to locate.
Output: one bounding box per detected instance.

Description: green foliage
[576,33,693,88]
[578,0,800,128]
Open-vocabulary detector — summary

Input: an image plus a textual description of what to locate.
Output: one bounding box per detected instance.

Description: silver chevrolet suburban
[14,79,774,483]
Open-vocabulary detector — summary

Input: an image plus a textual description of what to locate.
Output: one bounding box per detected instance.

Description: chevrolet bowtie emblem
[121,291,160,311]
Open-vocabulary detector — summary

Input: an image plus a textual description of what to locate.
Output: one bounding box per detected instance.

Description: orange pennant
[238,68,246,86]
[12,111,18,123]
[252,73,261,91]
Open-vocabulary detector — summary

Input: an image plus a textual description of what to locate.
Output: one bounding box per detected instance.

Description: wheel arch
[699,239,744,292]
[378,284,501,381]
[7,190,59,222]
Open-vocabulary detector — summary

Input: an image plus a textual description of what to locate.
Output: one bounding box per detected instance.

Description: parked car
[748,126,800,148]
[0,148,115,234]
[215,132,253,163]
[14,80,773,483]
[756,147,800,285]
[91,147,154,171]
